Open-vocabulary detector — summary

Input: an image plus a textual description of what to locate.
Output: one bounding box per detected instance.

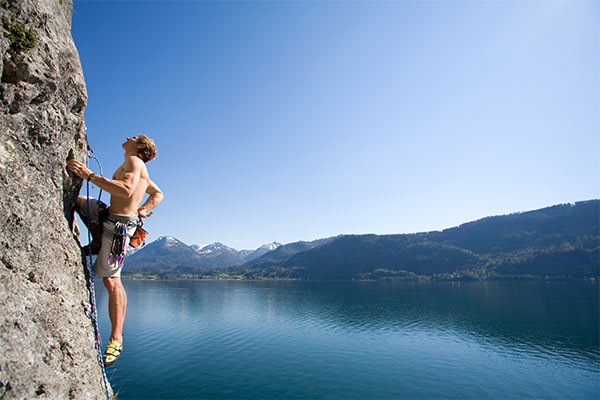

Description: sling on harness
[108,221,128,265]
[106,217,146,265]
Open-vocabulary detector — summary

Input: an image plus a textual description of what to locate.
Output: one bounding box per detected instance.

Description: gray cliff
[0,0,111,398]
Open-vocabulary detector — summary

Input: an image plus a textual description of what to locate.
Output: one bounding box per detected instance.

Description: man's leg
[103,276,127,344]
[75,196,90,228]
[75,196,103,252]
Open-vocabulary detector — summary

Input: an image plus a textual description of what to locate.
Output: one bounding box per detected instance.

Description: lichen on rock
[7,22,38,52]
[0,0,111,398]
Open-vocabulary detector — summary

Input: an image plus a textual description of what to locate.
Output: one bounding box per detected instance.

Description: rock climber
[67,134,164,366]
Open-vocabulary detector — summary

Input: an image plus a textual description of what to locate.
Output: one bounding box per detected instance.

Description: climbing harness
[84,145,112,400]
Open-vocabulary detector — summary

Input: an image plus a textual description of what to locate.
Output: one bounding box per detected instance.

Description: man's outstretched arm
[67,158,142,198]
[138,180,164,218]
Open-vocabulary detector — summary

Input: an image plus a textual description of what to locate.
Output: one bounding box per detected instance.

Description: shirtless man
[67,134,163,366]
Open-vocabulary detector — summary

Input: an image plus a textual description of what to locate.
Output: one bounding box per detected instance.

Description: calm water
[95,280,599,399]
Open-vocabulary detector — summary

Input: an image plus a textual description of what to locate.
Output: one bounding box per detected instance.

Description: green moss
[8,23,37,52]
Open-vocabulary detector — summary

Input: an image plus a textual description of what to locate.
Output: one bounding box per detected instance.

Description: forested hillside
[226,200,599,280]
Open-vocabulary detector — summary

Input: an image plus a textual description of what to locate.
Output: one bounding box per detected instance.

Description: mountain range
[126,237,281,272]
[124,200,599,280]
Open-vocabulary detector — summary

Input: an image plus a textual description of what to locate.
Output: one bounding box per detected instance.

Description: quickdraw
[108,222,128,265]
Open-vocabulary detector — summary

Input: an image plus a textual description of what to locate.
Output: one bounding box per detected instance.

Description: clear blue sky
[72,0,599,250]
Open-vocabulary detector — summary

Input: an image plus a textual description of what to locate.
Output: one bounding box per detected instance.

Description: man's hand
[67,159,92,180]
[137,208,154,218]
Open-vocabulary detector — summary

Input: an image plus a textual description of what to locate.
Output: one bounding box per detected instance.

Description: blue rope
[87,146,103,204]
[85,149,111,400]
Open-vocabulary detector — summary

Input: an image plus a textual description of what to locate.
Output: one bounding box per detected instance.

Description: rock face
[0,0,111,398]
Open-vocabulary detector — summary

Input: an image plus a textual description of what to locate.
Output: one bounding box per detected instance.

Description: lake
[95,280,599,399]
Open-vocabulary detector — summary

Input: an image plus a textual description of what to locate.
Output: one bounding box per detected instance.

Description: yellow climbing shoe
[103,340,122,367]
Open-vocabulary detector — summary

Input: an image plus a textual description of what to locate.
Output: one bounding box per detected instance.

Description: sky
[71,0,599,250]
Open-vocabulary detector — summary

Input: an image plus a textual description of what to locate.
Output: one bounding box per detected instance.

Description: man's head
[122,134,157,163]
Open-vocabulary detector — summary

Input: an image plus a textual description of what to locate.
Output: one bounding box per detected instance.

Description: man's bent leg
[75,196,92,228]
[103,276,127,344]
[76,196,103,252]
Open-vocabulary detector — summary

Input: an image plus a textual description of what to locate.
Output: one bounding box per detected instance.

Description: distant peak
[202,242,229,249]
[155,236,185,247]
[195,242,237,255]
[261,242,281,250]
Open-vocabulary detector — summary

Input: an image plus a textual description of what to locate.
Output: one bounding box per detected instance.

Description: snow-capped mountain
[126,236,206,272]
[190,241,281,263]
[127,237,282,272]
[189,242,243,268]
[162,236,180,247]
[241,242,281,262]
[194,242,239,256]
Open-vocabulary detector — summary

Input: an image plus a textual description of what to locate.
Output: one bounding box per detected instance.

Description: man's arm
[138,180,164,218]
[67,157,142,198]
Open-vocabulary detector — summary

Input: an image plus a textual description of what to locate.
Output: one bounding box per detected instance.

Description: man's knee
[75,196,86,214]
[103,277,123,292]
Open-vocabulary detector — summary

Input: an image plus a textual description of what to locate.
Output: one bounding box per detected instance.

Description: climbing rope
[84,146,111,400]
[87,145,103,202]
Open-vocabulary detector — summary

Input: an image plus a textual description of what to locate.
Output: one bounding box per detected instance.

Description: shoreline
[118,274,599,283]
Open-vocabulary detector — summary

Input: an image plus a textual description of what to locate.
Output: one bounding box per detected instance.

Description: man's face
[122,136,140,150]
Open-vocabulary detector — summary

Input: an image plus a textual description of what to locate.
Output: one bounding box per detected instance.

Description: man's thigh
[77,197,108,227]
[93,230,123,278]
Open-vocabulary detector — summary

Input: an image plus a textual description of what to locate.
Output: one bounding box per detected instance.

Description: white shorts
[80,198,138,278]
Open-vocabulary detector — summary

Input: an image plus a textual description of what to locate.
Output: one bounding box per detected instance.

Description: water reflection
[96,280,599,399]
[269,281,599,362]
[119,280,599,362]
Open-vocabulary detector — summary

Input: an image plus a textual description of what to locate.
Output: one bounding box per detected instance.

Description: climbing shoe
[103,340,122,367]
